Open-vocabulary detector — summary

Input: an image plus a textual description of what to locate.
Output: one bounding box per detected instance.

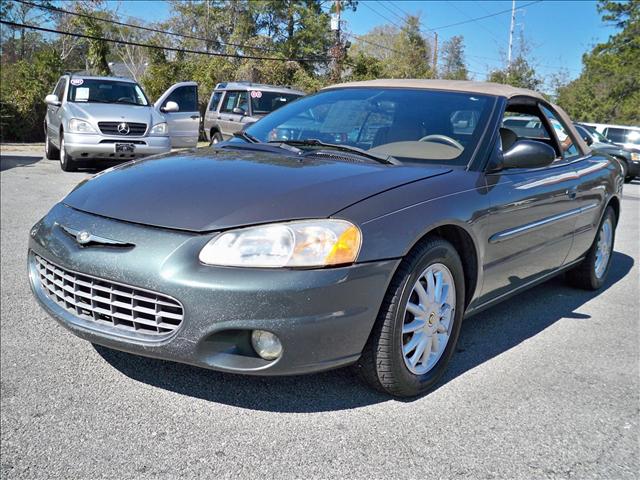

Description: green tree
[0,47,63,141]
[556,0,639,123]
[488,55,542,90]
[387,15,433,79]
[345,51,384,81]
[439,35,468,80]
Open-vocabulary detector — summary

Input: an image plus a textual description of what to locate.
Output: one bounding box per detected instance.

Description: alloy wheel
[401,263,456,375]
[594,216,613,279]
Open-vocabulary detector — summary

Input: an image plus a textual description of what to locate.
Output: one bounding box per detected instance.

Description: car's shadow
[95,251,634,412]
[0,155,43,171]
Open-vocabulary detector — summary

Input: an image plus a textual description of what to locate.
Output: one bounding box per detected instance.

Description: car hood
[66,103,162,129]
[591,144,630,159]
[63,148,450,232]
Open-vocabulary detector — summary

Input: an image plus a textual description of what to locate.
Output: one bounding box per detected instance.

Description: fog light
[251,330,283,361]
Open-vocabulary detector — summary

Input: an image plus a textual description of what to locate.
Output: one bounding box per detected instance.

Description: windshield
[67,79,149,106]
[251,91,302,115]
[244,88,494,166]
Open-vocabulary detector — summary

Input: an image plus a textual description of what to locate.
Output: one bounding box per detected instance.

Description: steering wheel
[418,134,464,151]
[116,97,133,103]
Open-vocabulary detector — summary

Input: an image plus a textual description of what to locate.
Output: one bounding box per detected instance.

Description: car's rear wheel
[210,131,223,145]
[59,134,77,172]
[358,237,465,397]
[566,206,616,290]
[44,126,59,160]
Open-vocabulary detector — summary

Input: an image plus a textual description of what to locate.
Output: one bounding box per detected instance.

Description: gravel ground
[1,150,639,479]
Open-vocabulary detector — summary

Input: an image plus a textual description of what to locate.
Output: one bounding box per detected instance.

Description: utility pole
[330,0,343,82]
[432,32,438,77]
[507,0,516,66]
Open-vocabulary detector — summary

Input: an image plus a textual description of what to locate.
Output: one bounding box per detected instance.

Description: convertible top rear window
[245,88,495,166]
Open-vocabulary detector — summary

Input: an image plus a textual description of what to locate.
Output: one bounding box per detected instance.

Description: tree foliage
[487,55,542,90]
[348,16,433,79]
[556,0,639,124]
[439,36,468,80]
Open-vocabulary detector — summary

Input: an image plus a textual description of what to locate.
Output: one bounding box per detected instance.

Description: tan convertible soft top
[324,79,590,155]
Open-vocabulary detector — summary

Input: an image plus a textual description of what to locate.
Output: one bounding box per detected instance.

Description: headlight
[68,118,96,133]
[150,122,168,135]
[631,152,640,161]
[199,219,362,268]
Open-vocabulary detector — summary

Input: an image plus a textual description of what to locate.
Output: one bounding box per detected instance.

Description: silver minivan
[203,82,304,144]
[44,75,200,171]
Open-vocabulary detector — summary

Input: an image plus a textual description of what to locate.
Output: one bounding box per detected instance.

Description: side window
[163,85,197,112]
[53,78,66,100]
[502,112,551,140]
[604,128,626,144]
[220,91,240,113]
[541,105,579,159]
[208,92,222,111]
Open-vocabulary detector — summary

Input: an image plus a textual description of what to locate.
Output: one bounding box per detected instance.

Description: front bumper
[28,204,399,375]
[63,132,171,160]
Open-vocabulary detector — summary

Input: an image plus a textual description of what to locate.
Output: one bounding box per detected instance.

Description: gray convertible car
[29,80,623,397]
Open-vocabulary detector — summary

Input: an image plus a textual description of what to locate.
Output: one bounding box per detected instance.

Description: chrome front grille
[33,254,183,336]
[98,122,147,136]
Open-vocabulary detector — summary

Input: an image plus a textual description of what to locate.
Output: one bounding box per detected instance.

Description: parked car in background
[44,75,199,171]
[203,82,304,144]
[574,123,639,182]
[29,79,623,397]
[582,122,640,152]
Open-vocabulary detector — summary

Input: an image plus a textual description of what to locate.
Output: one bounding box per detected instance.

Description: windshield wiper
[268,139,395,165]
[115,99,143,105]
[232,131,259,143]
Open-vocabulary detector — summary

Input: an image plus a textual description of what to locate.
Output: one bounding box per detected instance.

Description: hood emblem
[117,122,130,135]
[59,225,134,248]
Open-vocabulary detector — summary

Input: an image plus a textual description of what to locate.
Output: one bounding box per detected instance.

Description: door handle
[567,188,577,199]
[190,115,199,119]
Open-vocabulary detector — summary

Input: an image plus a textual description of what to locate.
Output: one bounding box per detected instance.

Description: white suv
[44,75,200,171]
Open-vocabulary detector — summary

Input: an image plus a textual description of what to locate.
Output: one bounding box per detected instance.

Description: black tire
[59,134,77,172]
[357,236,465,397]
[209,130,223,145]
[44,126,59,160]
[566,206,616,290]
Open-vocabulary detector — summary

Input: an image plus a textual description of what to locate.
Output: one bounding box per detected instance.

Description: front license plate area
[115,143,135,153]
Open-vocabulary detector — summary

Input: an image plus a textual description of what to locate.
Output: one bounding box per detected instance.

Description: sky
[118,0,618,82]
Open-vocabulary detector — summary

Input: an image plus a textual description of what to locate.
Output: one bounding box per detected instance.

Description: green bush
[0,48,63,142]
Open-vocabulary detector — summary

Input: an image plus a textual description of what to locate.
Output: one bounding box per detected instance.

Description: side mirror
[232,107,246,115]
[583,135,593,146]
[161,101,179,113]
[45,94,61,106]
[499,139,556,170]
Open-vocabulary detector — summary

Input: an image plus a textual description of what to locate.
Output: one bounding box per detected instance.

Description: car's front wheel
[567,206,616,290]
[59,134,77,172]
[44,126,59,160]
[358,237,465,397]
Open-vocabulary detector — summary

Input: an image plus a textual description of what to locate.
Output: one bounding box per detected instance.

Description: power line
[425,0,543,31]
[445,1,503,46]
[0,20,329,62]
[374,1,406,24]
[359,2,405,30]
[384,0,412,19]
[12,0,283,55]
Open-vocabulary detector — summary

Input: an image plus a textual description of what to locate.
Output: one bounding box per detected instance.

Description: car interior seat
[499,127,518,151]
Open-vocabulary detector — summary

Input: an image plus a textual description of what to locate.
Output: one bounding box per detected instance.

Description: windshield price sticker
[75,87,89,101]
[250,90,262,98]
[70,78,84,86]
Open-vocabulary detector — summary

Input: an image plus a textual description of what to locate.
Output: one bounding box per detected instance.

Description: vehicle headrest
[500,127,518,151]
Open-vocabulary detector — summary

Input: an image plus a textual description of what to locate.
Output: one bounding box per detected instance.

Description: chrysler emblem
[76,231,92,244]
[117,122,130,135]
[59,225,135,248]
